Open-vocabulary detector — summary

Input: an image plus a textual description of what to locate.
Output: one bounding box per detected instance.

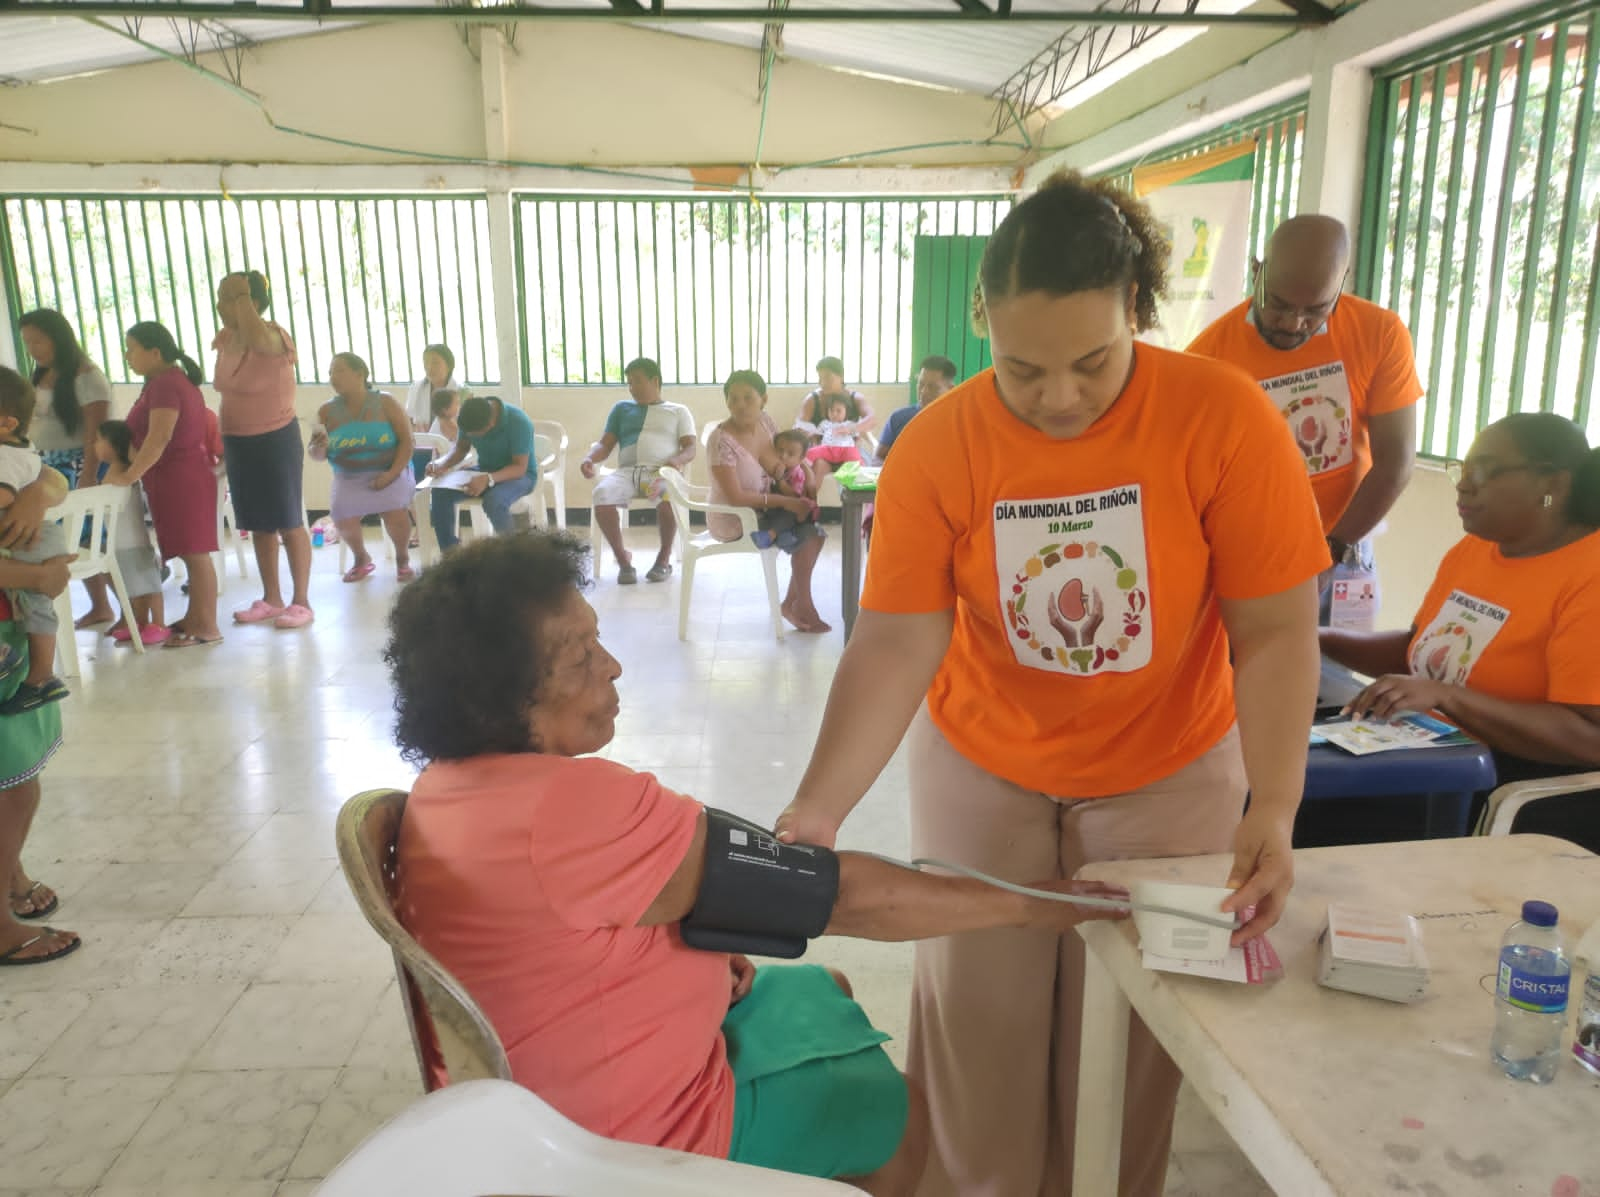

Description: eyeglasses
[1253,270,1346,325]
[1444,459,1546,487]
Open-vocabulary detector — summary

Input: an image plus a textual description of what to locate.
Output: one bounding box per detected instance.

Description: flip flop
[396,565,417,582]
[342,561,377,583]
[0,928,81,967]
[165,632,224,649]
[11,881,58,920]
[110,625,134,644]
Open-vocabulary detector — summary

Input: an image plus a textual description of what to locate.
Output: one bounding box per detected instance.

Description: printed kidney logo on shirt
[1408,590,1510,685]
[995,484,1151,676]
[1260,363,1354,476]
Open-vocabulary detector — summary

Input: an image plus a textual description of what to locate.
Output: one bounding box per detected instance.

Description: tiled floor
[0,525,1271,1196]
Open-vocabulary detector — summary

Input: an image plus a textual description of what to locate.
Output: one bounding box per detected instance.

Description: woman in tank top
[308,353,416,583]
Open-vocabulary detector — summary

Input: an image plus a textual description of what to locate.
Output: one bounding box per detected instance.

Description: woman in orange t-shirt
[1322,413,1600,849]
[776,172,1328,1197]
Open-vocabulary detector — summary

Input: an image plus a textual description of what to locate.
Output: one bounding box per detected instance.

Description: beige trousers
[905,710,1247,1197]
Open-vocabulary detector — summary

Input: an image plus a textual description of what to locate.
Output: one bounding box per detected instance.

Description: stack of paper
[1317,905,1430,1003]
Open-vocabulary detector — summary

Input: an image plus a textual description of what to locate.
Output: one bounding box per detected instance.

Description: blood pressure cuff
[680,807,840,959]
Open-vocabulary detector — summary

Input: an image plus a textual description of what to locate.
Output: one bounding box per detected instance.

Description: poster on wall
[1132,141,1257,351]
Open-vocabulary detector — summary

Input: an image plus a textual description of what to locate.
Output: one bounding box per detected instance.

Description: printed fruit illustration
[1426,643,1450,676]
[1116,568,1138,590]
[1025,558,1044,578]
[1057,578,1088,622]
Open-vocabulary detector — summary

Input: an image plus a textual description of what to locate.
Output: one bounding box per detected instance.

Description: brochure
[1314,713,1473,756]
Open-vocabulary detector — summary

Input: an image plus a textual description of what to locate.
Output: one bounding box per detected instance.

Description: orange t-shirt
[1187,295,1424,533]
[1407,532,1600,706]
[396,754,735,1156]
[864,347,1328,797]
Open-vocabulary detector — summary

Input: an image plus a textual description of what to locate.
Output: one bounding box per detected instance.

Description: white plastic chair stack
[50,487,144,676]
[657,466,783,642]
[312,1079,853,1197]
[532,419,569,530]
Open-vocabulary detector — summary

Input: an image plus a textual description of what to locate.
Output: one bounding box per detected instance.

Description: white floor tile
[0,1074,175,1189]
[98,1069,336,1187]
[192,980,387,1070]
[30,984,247,1078]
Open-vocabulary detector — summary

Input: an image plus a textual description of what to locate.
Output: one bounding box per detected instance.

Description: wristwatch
[484,475,496,489]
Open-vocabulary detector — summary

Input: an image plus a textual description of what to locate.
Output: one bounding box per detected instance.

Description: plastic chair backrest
[334,789,513,1092]
[657,465,695,525]
[534,433,554,470]
[50,487,119,578]
[413,431,452,458]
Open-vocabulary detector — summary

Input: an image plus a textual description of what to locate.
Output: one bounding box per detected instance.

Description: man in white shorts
[579,358,697,584]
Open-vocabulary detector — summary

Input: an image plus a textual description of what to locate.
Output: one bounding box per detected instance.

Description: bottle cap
[1522,900,1559,927]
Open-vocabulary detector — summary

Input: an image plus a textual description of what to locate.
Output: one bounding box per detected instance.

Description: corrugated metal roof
[1,14,354,84]
[0,0,1260,99]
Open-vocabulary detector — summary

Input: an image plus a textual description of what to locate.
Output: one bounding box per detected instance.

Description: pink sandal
[273,604,315,630]
[234,600,286,624]
[342,561,377,583]
[396,565,417,582]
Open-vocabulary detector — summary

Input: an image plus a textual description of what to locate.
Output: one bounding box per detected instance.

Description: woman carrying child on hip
[0,368,70,714]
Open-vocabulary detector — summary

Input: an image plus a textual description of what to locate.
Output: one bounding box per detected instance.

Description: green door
[909,235,993,394]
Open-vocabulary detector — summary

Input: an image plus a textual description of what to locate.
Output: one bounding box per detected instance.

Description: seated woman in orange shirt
[385,532,1127,1196]
[1321,412,1600,850]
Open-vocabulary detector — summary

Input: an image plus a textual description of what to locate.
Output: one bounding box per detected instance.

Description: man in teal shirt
[425,396,539,550]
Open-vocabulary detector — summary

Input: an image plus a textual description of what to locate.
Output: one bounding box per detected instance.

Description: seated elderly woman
[1319,412,1600,850]
[385,531,1125,1195]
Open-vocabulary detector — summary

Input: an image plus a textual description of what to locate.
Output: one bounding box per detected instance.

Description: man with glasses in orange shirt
[1189,215,1424,622]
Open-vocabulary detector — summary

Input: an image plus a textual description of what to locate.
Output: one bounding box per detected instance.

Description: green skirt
[723,963,908,1180]
[0,615,62,789]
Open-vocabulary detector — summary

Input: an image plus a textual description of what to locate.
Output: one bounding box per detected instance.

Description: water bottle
[1491,900,1570,1084]
[312,527,325,549]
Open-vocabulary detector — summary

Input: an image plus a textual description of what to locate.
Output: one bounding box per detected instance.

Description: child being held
[96,420,170,647]
[429,389,461,445]
[771,428,819,519]
[0,376,70,714]
[797,396,864,467]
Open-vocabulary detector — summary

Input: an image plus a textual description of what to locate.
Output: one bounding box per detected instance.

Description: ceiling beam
[0,1,1321,24]
[1274,0,1337,21]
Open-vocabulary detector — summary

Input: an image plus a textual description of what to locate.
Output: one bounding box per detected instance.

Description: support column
[1300,55,1374,245]
[479,30,525,411]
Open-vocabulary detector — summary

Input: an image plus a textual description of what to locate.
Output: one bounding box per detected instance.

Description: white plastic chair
[589,466,669,577]
[1478,771,1600,839]
[411,431,544,568]
[313,1079,853,1197]
[532,419,569,530]
[50,487,143,676]
[657,466,783,642]
[215,468,249,589]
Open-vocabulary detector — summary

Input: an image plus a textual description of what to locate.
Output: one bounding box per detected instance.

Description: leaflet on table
[1141,936,1283,984]
[1315,713,1473,756]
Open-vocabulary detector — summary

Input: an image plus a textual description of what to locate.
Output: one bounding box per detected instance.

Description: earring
[1544,494,1554,508]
